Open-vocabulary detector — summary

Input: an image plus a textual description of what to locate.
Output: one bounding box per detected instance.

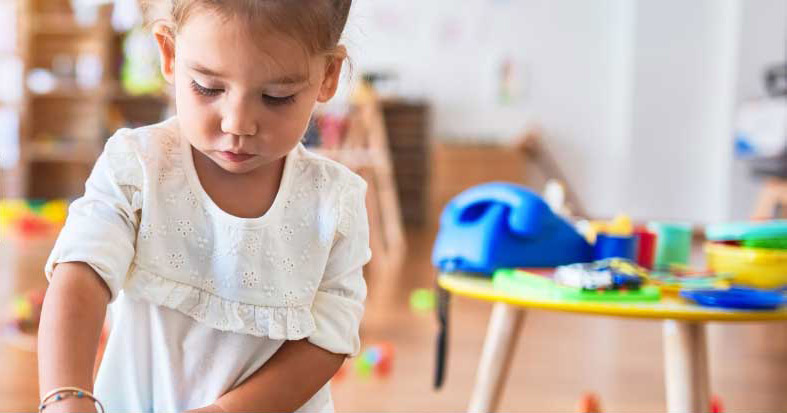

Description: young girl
[37,1,369,412]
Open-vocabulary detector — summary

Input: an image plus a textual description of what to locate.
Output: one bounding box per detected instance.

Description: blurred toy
[555,259,647,291]
[0,199,68,239]
[649,222,692,270]
[316,114,348,148]
[710,395,724,413]
[633,227,657,269]
[705,220,787,288]
[585,214,633,244]
[593,233,636,261]
[9,289,46,334]
[121,27,165,96]
[680,287,785,310]
[495,268,661,303]
[354,343,394,379]
[433,182,593,274]
[409,288,436,314]
[578,393,602,413]
[649,270,731,297]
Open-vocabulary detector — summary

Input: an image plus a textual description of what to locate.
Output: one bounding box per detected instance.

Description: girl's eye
[263,94,296,107]
[191,80,223,97]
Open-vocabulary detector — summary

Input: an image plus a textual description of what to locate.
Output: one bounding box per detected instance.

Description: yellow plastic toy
[705,242,787,289]
[586,215,633,243]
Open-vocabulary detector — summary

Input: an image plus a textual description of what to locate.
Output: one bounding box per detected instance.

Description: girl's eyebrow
[188,61,223,77]
[186,61,307,85]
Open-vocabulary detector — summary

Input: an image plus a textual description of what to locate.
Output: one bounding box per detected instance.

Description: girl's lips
[218,151,255,163]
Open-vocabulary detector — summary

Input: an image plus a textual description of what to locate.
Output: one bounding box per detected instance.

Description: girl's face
[155,10,344,175]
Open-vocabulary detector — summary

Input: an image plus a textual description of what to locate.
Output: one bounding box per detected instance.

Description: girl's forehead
[177,10,315,81]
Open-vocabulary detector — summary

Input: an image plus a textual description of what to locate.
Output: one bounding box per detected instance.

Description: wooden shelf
[29,88,107,100]
[26,140,101,164]
[31,13,110,36]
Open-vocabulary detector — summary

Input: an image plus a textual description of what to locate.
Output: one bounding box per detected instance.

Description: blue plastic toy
[432,182,593,274]
[681,287,786,310]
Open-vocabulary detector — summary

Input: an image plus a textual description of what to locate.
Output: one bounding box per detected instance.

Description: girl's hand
[40,397,97,413]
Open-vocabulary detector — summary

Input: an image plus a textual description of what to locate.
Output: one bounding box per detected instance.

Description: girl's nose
[221,99,258,137]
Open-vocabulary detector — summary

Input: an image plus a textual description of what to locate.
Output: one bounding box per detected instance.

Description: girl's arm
[192,340,345,413]
[38,262,111,413]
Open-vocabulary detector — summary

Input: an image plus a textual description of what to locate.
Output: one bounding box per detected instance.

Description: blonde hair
[142,0,352,57]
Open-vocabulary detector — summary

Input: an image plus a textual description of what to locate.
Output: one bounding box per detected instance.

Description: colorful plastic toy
[681,287,785,310]
[353,343,394,380]
[705,242,787,289]
[593,233,636,261]
[649,222,692,270]
[555,259,647,291]
[577,393,602,413]
[409,288,436,313]
[0,199,68,239]
[634,228,657,269]
[706,220,787,242]
[495,268,661,302]
[432,182,593,274]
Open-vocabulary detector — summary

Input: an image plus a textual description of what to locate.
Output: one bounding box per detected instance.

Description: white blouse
[45,117,371,412]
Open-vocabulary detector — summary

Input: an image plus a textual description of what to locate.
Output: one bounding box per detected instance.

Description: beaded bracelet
[39,387,105,413]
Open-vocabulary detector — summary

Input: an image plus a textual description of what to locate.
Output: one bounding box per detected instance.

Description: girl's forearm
[212,339,345,413]
[37,262,110,411]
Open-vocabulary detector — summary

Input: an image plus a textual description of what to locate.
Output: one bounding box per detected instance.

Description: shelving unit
[4,0,168,199]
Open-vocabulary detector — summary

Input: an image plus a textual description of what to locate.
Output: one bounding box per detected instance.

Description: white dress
[45,118,371,412]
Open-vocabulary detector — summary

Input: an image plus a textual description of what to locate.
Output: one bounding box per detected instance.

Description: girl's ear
[153,24,176,84]
[317,46,347,103]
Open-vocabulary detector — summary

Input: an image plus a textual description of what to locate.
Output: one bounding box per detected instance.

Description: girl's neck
[191,146,285,219]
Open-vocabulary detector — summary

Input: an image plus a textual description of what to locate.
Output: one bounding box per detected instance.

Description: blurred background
[1,0,787,411]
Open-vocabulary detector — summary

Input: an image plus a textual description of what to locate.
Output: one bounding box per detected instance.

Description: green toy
[409,288,436,313]
[493,269,661,303]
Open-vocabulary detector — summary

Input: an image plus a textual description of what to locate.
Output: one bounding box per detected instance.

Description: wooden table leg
[662,320,710,413]
[468,302,526,413]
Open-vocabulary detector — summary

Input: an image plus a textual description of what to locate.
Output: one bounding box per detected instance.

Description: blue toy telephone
[432,182,593,274]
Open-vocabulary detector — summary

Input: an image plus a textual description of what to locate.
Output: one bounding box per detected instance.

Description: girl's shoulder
[291,145,367,193]
[104,117,180,160]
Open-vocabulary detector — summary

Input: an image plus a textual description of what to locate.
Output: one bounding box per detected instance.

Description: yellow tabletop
[438,272,787,322]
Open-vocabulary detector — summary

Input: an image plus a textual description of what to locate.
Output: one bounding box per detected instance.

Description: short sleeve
[308,178,371,356]
[45,130,143,302]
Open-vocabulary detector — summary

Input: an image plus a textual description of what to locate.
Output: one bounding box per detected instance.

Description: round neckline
[180,134,299,228]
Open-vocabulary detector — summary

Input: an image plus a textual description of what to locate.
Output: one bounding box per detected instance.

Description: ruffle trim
[125,268,316,340]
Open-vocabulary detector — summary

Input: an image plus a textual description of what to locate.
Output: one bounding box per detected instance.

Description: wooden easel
[316,96,406,290]
[512,126,587,218]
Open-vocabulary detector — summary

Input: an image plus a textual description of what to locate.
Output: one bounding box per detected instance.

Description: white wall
[344,0,632,217]
[343,0,785,223]
[622,0,740,222]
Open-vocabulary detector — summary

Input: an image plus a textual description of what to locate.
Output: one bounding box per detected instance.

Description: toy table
[438,272,787,413]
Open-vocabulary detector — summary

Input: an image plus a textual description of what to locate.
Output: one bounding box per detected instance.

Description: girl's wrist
[40,397,97,413]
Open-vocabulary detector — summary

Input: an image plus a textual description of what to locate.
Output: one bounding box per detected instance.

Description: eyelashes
[190,80,297,106]
[190,80,222,97]
[262,95,296,106]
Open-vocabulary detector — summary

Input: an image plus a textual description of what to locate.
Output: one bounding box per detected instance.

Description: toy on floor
[5,289,46,335]
[577,393,602,413]
[355,343,394,379]
[409,288,436,314]
[433,182,593,274]
[0,199,68,239]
